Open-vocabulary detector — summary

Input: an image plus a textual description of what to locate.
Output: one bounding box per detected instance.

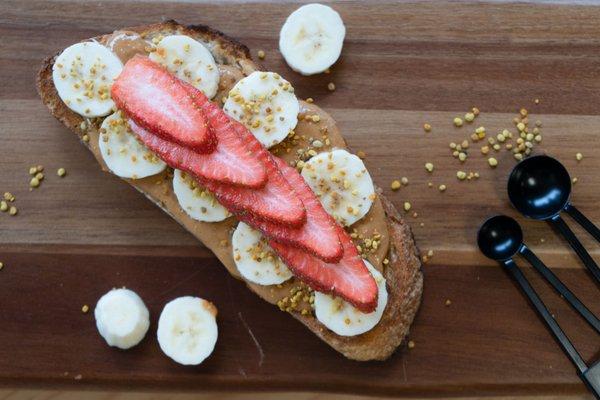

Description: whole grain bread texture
[37,20,423,361]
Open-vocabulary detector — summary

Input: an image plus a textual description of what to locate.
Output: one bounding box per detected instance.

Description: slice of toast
[37,20,423,361]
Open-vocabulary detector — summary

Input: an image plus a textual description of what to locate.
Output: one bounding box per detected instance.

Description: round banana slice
[149,35,219,99]
[172,169,230,222]
[279,3,346,76]
[157,296,218,366]
[52,42,123,117]
[94,288,150,349]
[232,222,293,285]
[223,71,299,148]
[98,111,166,179]
[301,149,375,226]
[314,261,387,336]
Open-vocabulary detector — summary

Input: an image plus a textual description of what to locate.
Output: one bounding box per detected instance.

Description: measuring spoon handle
[502,259,587,373]
[519,245,600,334]
[565,203,600,243]
[550,214,600,284]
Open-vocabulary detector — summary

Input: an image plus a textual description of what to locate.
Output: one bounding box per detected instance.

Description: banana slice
[157,296,218,366]
[98,111,166,179]
[301,149,375,226]
[279,3,346,76]
[314,261,387,336]
[52,41,123,117]
[149,35,219,99]
[172,169,230,222]
[223,71,299,148]
[232,222,293,285]
[94,288,150,349]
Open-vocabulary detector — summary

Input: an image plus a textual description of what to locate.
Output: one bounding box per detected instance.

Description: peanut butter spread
[106,31,149,64]
[86,32,390,318]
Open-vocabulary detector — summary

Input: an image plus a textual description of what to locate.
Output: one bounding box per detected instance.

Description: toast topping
[223,71,299,148]
[129,120,267,188]
[314,260,388,336]
[232,222,293,285]
[239,157,343,263]
[112,56,216,153]
[172,169,230,222]
[270,224,379,313]
[127,62,374,308]
[182,84,307,227]
[301,149,375,226]
[52,42,123,118]
[98,111,166,179]
[149,35,220,99]
[106,31,149,64]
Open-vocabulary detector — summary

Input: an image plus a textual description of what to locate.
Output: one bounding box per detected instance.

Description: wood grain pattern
[0,0,599,397]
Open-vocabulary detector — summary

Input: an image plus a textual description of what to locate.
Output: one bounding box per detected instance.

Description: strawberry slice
[181,83,306,227]
[269,225,379,313]
[112,55,216,153]
[129,121,266,188]
[130,110,306,226]
[238,157,343,262]
[201,153,306,227]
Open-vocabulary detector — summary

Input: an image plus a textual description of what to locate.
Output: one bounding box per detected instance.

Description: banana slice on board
[232,222,293,285]
[223,71,299,148]
[157,296,218,366]
[52,42,123,117]
[279,3,346,76]
[98,111,166,179]
[173,169,230,222]
[149,35,219,99]
[301,149,375,226]
[314,261,387,336]
[94,288,150,349]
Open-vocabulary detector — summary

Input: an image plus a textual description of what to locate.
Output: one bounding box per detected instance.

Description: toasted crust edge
[36,20,423,361]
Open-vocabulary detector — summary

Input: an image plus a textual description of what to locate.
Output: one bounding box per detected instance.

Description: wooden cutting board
[1,0,599,397]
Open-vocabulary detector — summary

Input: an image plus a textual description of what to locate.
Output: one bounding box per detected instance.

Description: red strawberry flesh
[240,157,343,262]
[129,96,306,226]
[183,84,307,227]
[269,225,379,313]
[112,55,216,153]
[129,120,266,188]
[201,153,306,227]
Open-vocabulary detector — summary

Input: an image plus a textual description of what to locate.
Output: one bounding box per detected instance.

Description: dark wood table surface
[0,0,599,397]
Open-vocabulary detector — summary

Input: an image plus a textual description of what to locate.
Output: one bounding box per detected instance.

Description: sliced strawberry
[181,83,306,227]
[130,117,305,226]
[112,55,216,153]
[129,120,267,188]
[269,225,379,313]
[238,157,343,262]
[202,154,306,227]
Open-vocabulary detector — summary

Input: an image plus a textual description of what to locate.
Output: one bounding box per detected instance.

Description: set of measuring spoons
[477,155,599,398]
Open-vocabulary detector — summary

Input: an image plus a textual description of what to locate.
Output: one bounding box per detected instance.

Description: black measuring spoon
[508,155,600,283]
[478,215,600,398]
[478,215,599,333]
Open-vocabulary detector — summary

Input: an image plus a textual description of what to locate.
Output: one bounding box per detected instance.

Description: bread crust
[37,20,423,361]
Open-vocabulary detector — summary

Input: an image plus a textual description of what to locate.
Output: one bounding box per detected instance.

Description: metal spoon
[478,215,600,399]
[508,155,600,283]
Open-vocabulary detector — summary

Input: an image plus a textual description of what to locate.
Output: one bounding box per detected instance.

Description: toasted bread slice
[37,20,423,361]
